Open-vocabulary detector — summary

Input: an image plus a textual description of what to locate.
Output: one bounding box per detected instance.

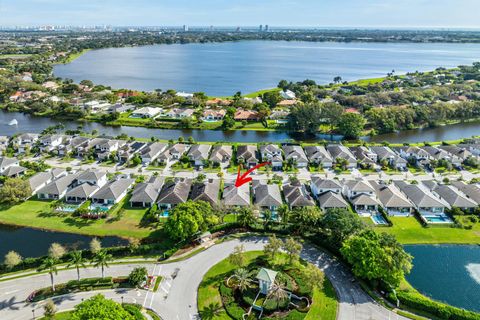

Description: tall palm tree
[38,257,58,291]
[278,204,290,227]
[67,251,86,281]
[237,207,255,227]
[199,303,221,320]
[91,250,112,278]
[266,280,289,310]
[231,268,252,292]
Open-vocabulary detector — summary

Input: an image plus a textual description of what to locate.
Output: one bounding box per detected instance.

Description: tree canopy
[71,294,134,320]
[164,200,219,241]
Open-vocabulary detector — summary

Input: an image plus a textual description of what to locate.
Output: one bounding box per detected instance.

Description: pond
[53,41,480,97]
[404,244,480,312]
[1,111,479,144]
[0,224,128,258]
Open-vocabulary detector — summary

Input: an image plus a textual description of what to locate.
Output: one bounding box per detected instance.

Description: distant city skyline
[1,0,480,29]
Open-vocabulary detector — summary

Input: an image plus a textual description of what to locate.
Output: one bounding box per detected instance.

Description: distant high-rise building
[259,25,263,32]
[183,25,189,32]
[236,26,241,32]
[265,25,269,32]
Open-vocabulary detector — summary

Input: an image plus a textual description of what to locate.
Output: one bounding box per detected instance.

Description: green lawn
[377,217,480,244]
[39,310,73,320]
[0,199,162,240]
[197,251,337,320]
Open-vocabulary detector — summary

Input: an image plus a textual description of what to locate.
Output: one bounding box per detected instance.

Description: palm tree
[237,207,256,227]
[49,200,61,212]
[231,268,252,292]
[199,303,221,320]
[266,280,289,309]
[278,204,290,227]
[91,250,112,278]
[67,251,86,281]
[38,257,58,291]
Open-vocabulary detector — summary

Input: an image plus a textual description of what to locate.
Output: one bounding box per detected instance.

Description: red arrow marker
[235,162,271,188]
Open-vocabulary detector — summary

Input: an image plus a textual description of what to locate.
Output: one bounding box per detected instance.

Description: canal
[1,111,479,144]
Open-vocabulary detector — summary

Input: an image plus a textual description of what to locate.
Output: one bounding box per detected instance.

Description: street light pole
[32,309,35,320]
[121,296,124,304]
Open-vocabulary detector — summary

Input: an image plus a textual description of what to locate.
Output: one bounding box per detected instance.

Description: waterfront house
[260,144,283,170]
[75,170,108,188]
[223,182,251,207]
[209,145,233,164]
[304,146,333,168]
[0,157,18,173]
[29,169,67,195]
[65,183,100,204]
[422,181,478,212]
[370,146,408,170]
[421,146,462,168]
[202,110,226,121]
[0,136,9,152]
[130,107,162,118]
[343,179,379,215]
[187,144,212,167]
[139,142,168,164]
[157,178,192,210]
[280,90,296,100]
[350,146,377,168]
[39,134,64,152]
[451,181,480,205]
[237,145,259,168]
[282,182,315,209]
[14,133,39,153]
[234,110,260,121]
[190,179,220,207]
[62,136,90,157]
[130,177,164,207]
[253,182,283,213]
[91,178,135,205]
[394,181,450,216]
[327,145,357,169]
[395,146,431,167]
[282,145,308,168]
[37,173,80,200]
[117,141,148,164]
[438,145,475,162]
[370,181,414,216]
[165,108,195,119]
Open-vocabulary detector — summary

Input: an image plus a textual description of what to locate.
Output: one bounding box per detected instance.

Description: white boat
[8,119,18,126]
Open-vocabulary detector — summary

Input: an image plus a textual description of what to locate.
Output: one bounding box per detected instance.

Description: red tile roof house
[234,110,260,121]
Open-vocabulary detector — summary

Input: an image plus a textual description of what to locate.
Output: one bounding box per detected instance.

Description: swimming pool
[423,215,453,224]
[371,214,388,225]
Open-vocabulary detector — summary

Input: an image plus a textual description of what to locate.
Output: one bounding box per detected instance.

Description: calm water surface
[54,41,480,96]
[0,224,128,258]
[0,111,479,143]
[405,245,480,312]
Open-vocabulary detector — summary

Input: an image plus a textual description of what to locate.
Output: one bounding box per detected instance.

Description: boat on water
[8,119,18,126]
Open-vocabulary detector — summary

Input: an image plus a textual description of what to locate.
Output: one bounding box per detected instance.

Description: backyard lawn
[377,217,480,244]
[0,199,162,240]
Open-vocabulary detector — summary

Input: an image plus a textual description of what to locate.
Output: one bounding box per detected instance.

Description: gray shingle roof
[92,178,135,200]
[370,181,413,208]
[350,194,381,206]
[237,145,258,163]
[190,179,220,206]
[66,183,99,198]
[283,183,315,207]
[157,179,192,205]
[318,191,349,209]
[37,173,80,196]
[2,165,26,177]
[304,146,333,163]
[451,181,480,205]
[311,177,342,190]
[394,181,449,208]
[223,183,250,206]
[0,157,17,169]
[254,184,283,207]
[188,144,212,161]
[432,184,478,208]
[130,177,164,203]
[282,145,308,163]
[209,145,233,162]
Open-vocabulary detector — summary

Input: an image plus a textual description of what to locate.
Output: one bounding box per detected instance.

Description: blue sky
[1,0,480,28]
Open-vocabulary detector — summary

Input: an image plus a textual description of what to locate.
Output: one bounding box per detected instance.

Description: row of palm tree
[38,249,113,292]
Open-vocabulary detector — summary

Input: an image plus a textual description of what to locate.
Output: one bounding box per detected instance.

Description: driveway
[0,237,407,320]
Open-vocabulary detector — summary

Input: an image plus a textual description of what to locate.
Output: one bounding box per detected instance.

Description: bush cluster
[395,291,480,320]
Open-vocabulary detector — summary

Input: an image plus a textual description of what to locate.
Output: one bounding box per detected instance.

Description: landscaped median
[197,250,337,320]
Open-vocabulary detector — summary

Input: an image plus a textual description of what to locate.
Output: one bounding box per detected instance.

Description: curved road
[0,236,407,320]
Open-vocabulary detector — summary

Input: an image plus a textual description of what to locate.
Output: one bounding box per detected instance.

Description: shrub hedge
[395,291,480,320]
[122,303,144,320]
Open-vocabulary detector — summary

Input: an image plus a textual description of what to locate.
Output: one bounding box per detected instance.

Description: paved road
[0,237,407,320]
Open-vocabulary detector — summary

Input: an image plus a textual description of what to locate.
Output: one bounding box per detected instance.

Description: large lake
[54,41,480,96]
[405,245,480,312]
